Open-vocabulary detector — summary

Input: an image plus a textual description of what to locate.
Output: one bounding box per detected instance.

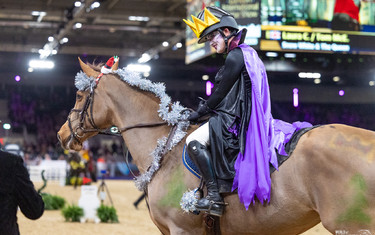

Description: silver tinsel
[114,68,190,190]
[180,188,199,213]
[75,71,96,91]
[74,68,190,191]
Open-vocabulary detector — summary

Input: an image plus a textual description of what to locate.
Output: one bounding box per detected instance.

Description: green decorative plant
[97,205,119,223]
[42,194,66,210]
[61,204,84,222]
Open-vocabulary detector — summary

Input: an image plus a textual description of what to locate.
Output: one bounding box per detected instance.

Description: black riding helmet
[196,6,239,44]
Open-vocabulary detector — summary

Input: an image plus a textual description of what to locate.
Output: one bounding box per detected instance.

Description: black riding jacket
[206,46,252,192]
[0,150,44,235]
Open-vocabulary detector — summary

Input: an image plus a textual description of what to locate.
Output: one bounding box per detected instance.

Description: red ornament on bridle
[95,56,118,85]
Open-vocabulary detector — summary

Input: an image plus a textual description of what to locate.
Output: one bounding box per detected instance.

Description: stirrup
[197,198,228,217]
[206,200,227,217]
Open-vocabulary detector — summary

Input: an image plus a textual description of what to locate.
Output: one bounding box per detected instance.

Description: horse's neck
[108,83,170,173]
[122,126,170,173]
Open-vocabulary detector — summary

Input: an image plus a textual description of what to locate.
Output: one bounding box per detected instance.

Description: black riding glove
[188,99,211,122]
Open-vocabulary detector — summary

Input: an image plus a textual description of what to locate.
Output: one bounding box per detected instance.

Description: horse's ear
[78,57,100,78]
[112,58,119,71]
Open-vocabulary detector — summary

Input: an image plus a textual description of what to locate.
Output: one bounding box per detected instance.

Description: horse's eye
[76,94,83,100]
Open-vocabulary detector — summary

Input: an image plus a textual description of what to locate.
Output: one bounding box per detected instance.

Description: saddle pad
[182,125,319,179]
[182,145,201,179]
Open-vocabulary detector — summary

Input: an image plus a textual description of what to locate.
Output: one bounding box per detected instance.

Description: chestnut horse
[57,59,375,234]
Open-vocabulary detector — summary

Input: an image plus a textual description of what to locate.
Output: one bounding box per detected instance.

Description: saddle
[182,125,319,193]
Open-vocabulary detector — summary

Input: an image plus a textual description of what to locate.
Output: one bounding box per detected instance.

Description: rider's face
[208,31,226,54]
[207,28,233,54]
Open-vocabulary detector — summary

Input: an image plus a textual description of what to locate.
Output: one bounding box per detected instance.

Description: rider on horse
[184,6,311,217]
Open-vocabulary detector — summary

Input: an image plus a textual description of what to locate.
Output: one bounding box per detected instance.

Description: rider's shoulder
[226,47,244,66]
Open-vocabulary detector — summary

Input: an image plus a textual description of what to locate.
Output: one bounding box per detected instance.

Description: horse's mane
[74,64,190,190]
[88,62,103,71]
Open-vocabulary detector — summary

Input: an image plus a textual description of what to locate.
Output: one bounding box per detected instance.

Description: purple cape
[231,44,312,209]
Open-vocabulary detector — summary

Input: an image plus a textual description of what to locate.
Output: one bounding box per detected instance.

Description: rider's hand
[187,111,200,122]
[188,99,211,122]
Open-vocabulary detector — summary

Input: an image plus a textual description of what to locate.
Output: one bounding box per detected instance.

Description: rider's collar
[227,29,247,53]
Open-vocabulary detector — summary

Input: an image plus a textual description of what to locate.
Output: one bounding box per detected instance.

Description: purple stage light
[339,90,345,96]
[206,81,214,96]
[15,75,21,82]
[293,88,299,107]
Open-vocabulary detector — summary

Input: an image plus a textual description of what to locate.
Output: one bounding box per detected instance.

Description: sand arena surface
[18,180,330,235]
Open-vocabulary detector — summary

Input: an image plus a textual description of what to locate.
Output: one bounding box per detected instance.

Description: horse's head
[57,58,119,151]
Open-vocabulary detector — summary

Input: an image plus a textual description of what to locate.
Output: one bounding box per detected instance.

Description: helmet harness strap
[217,28,237,53]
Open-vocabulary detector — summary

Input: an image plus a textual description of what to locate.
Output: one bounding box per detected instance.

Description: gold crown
[183,8,220,38]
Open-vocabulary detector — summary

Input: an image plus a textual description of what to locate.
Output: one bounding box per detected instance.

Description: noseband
[67,87,98,142]
[67,84,167,143]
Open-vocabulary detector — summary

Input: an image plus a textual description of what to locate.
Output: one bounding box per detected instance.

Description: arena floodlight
[284,53,296,58]
[129,16,150,22]
[333,76,340,82]
[3,123,11,130]
[311,73,321,79]
[299,72,321,79]
[162,41,169,47]
[74,22,82,29]
[90,2,100,9]
[29,59,55,69]
[74,1,82,7]
[60,37,69,44]
[138,53,151,63]
[314,78,321,84]
[266,52,278,57]
[126,63,151,73]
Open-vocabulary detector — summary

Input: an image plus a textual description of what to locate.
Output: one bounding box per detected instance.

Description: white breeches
[186,122,210,147]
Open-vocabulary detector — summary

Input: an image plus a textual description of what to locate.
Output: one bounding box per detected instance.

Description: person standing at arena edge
[0,149,44,235]
[184,6,312,216]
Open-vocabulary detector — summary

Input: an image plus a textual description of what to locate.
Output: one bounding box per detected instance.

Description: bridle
[67,86,99,142]
[67,81,167,144]
[65,66,192,201]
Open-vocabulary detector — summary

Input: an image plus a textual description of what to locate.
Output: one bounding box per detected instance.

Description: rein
[67,86,169,141]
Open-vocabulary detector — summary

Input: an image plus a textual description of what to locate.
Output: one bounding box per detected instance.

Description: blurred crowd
[272,102,375,130]
[3,84,375,180]
[8,85,75,147]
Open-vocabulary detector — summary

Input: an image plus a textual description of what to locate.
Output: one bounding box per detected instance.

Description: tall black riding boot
[187,140,225,217]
